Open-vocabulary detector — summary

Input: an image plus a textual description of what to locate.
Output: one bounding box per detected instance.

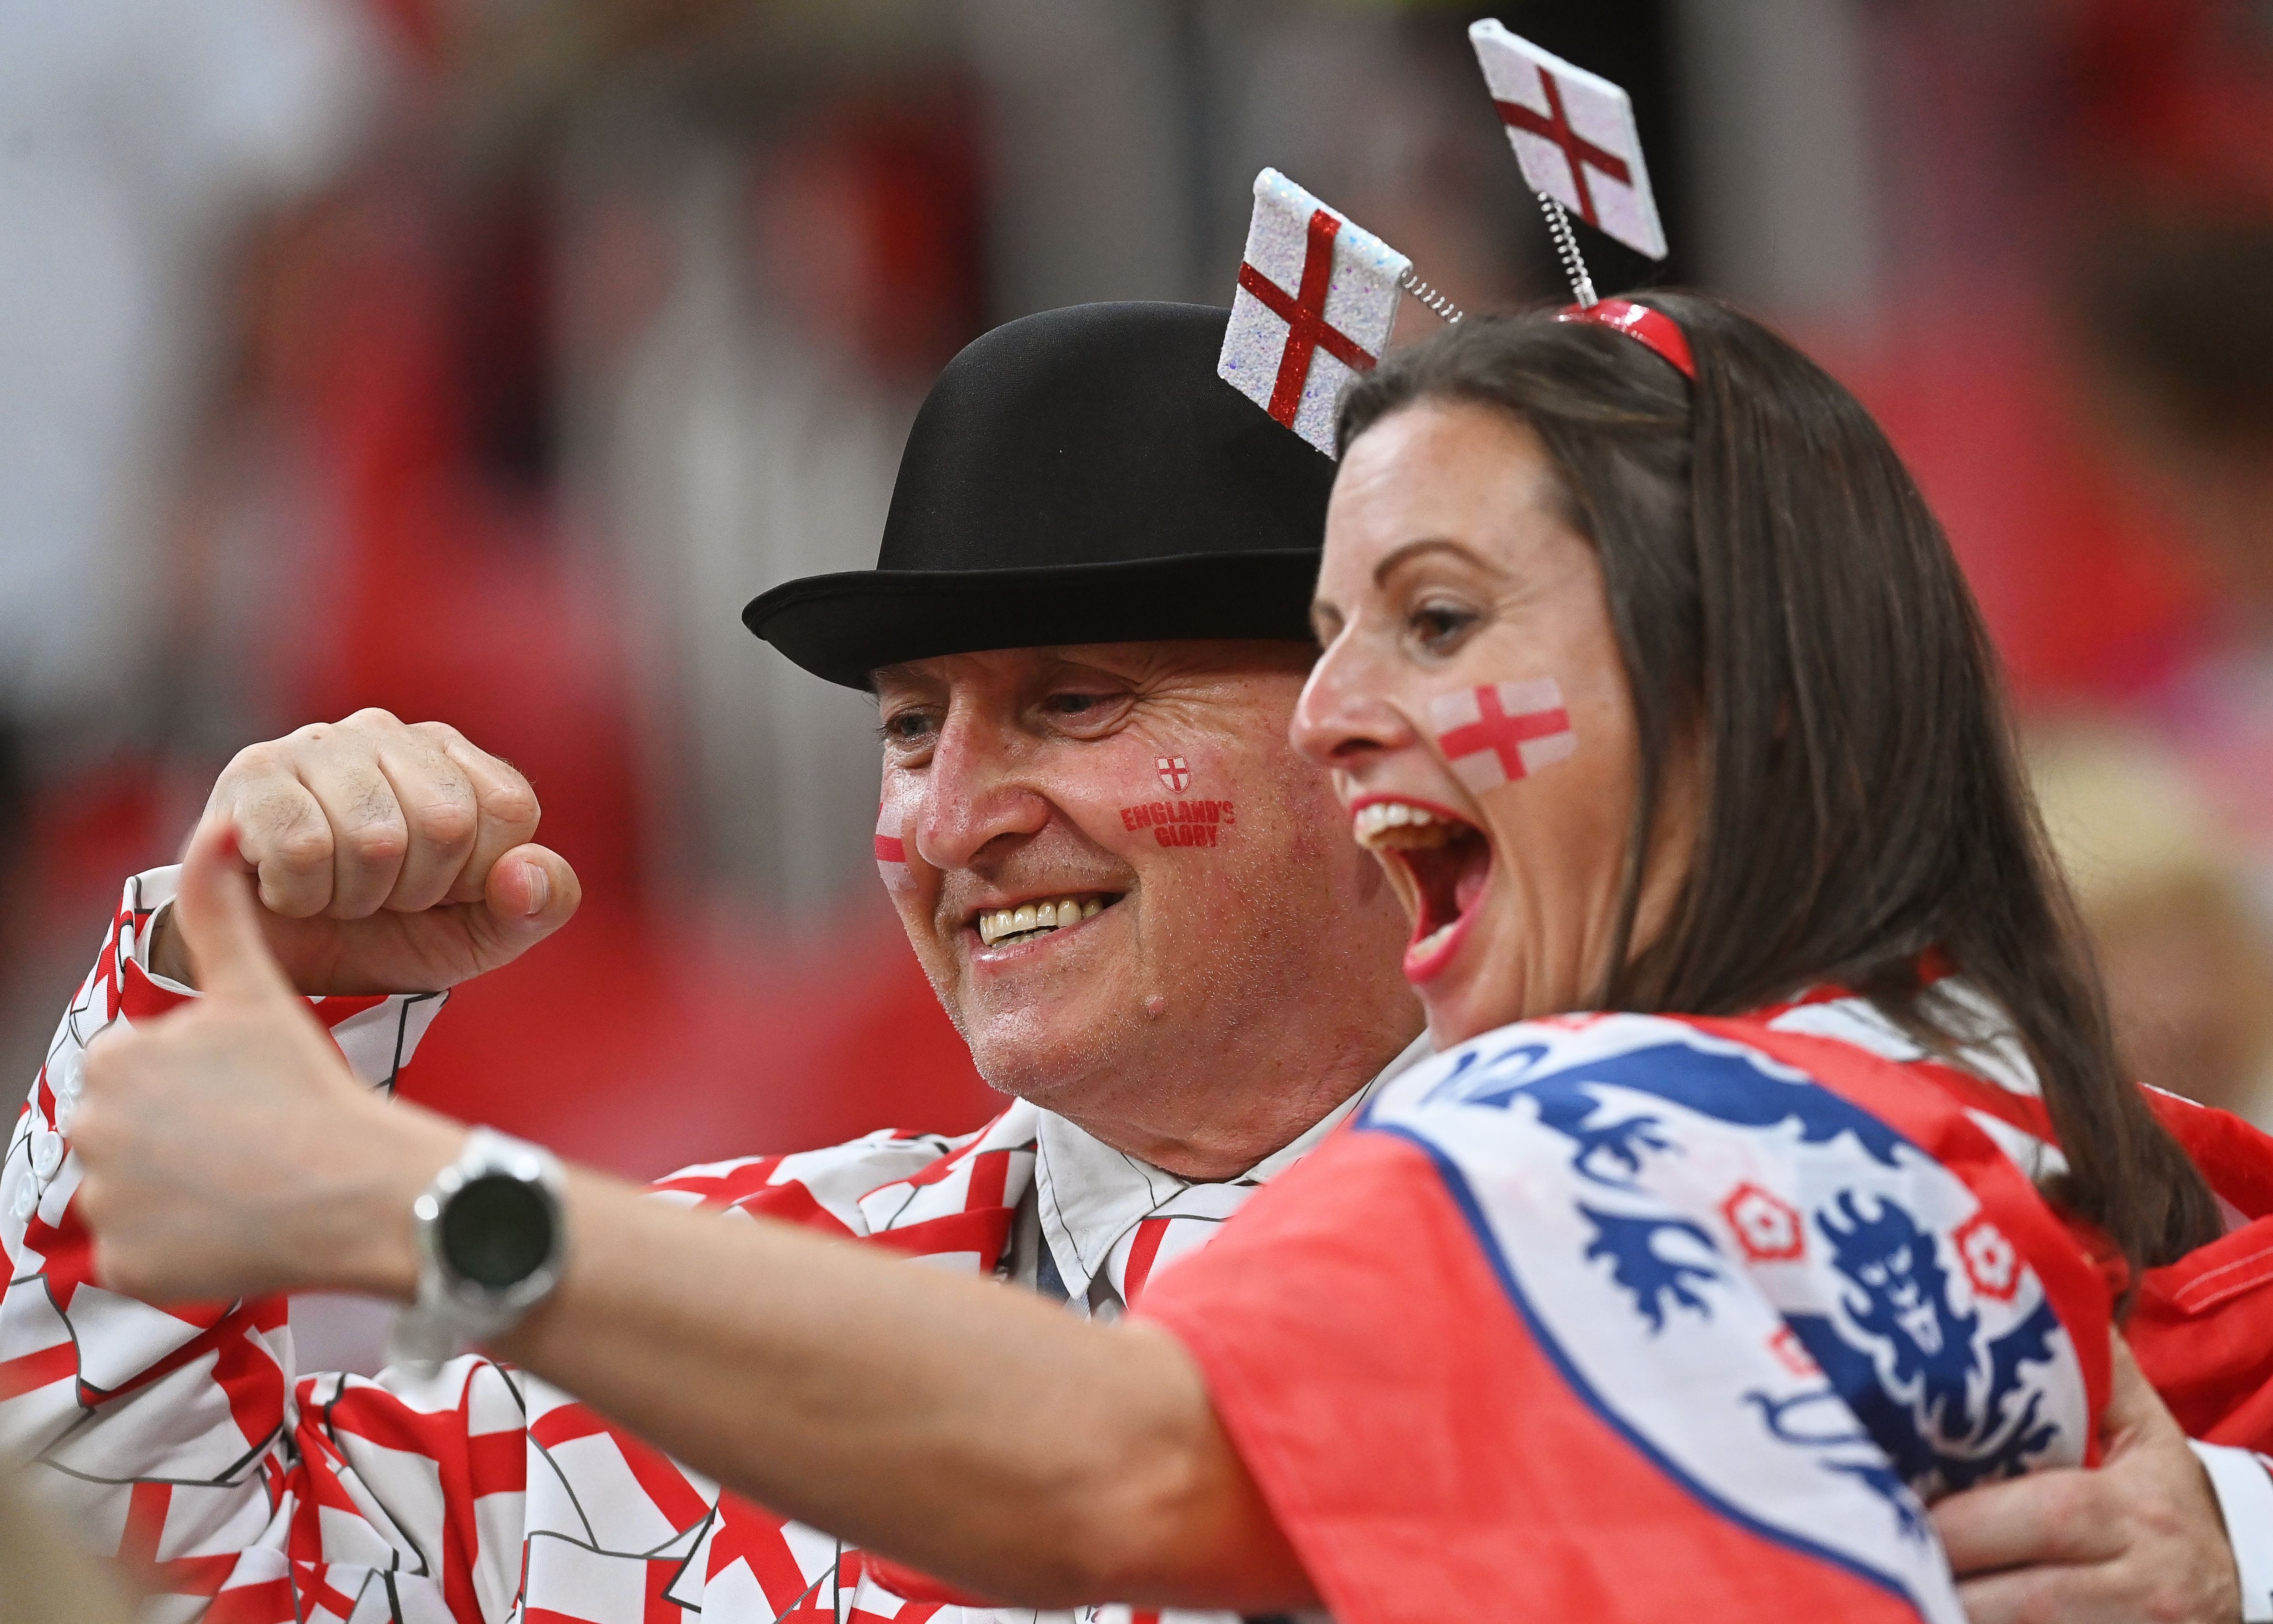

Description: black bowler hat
[741,301,1335,689]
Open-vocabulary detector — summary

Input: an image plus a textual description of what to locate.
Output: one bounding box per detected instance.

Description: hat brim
[743,549,1324,689]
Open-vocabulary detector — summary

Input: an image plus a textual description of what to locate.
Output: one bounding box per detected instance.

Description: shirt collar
[1031,1029,1433,1299]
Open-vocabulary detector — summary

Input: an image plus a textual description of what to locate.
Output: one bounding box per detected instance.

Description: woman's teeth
[1412,919,1459,959]
[976,896,1105,947]
[1352,800,1461,849]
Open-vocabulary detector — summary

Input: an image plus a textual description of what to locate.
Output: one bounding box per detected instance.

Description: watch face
[440,1173,556,1291]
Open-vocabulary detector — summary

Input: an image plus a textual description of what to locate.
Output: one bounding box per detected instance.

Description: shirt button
[31,1131,65,1180]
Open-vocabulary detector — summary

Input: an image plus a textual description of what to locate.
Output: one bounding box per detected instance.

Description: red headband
[1556,298,1695,381]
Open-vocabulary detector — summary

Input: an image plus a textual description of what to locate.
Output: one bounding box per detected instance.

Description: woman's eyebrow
[1372,536,1486,586]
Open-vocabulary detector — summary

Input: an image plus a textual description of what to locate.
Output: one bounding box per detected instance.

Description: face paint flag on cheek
[874,801,915,893]
[1427,679,1577,795]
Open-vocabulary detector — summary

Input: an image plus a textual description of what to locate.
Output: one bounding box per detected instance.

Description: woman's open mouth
[1351,796,1493,984]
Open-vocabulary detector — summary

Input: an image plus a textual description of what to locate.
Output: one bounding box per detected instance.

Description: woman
[1122,292,2231,1617]
[63,295,2255,1622]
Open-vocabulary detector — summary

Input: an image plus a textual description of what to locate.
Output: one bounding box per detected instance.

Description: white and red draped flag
[1217,168,1411,457]
[1469,20,1668,261]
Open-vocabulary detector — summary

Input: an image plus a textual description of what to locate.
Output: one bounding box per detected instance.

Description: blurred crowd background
[4,0,2273,1366]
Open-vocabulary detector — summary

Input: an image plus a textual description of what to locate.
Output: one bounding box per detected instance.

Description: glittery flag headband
[1468,20,1694,382]
[1216,168,1465,457]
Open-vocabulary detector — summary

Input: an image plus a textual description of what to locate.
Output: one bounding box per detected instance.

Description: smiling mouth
[1352,798,1493,979]
[973,893,1120,948]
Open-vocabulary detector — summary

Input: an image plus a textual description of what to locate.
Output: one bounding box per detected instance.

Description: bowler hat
[741,302,1335,689]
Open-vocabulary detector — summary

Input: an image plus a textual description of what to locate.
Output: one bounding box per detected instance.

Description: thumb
[176,818,299,1003]
[471,842,581,961]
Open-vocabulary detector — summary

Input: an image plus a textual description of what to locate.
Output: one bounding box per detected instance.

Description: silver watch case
[388,1127,567,1371]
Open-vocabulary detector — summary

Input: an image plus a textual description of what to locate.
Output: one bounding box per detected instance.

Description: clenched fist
[151,709,581,996]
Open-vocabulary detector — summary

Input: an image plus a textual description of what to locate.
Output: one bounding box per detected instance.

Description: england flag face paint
[1426,679,1577,795]
[1120,753,1237,852]
[874,798,915,894]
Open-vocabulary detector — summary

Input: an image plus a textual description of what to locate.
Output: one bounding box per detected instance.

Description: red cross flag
[1218,168,1411,457]
[1427,679,1577,794]
[1469,20,1667,261]
[1157,756,1192,792]
[874,800,914,893]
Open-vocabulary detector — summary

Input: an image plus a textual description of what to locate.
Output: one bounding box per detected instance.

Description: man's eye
[880,711,935,745]
[1042,692,1109,717]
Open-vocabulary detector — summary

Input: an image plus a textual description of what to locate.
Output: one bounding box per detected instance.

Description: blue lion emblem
[1770,1192,2060,1498]
[1395,1028,2068,1508]
[1422,1036,1912,1188]
[1579,1205,1718,1332]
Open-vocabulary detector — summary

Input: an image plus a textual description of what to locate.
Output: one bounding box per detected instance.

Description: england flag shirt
[0,865,1405,1624]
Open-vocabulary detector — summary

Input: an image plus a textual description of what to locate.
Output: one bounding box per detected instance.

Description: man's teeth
[976,896,1105,946]
[1352,801,1460,850]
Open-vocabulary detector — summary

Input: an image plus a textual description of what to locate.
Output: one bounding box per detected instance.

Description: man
[3,303,1418,1624]
[0,302,2256,1623]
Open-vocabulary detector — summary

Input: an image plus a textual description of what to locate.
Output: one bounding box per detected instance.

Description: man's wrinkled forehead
[869,638,1317,702]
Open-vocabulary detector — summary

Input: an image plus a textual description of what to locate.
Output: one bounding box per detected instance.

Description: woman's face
[1294,399,1693,1046]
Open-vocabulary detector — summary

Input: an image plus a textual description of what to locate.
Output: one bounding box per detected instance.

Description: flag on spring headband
[1218,168,1411,457]
[1470,20,1667,261]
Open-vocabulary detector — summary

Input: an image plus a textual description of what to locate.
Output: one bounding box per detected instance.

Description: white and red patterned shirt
[0,866,1415,1624]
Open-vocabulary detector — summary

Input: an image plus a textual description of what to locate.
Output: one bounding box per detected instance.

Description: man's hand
[1932,1334,2240,1624]
[151,709,581,995]
[77,819,458,1303]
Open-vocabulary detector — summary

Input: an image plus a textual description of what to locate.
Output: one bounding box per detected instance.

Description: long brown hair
[1337,292,2220,1273]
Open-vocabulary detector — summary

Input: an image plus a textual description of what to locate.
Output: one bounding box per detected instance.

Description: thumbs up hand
[150,710,581,996]
[76,819,461,1304]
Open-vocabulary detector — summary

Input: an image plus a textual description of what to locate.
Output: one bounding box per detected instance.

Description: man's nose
[916,706,1051,870]
[1289,632,1416,768]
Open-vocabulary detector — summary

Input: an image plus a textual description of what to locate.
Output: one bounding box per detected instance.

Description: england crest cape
[1139,996,2273,1624]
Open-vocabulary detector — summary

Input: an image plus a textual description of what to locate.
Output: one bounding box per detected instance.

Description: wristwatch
[386,1127,568,1372]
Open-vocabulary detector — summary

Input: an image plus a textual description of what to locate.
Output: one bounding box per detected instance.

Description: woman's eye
[1410,602,1479,650]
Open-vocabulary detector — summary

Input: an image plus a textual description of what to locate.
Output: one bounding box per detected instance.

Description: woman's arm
[68,822,1316,1613]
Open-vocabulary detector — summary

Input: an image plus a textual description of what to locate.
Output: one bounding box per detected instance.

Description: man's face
[872,640,1415,1132]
